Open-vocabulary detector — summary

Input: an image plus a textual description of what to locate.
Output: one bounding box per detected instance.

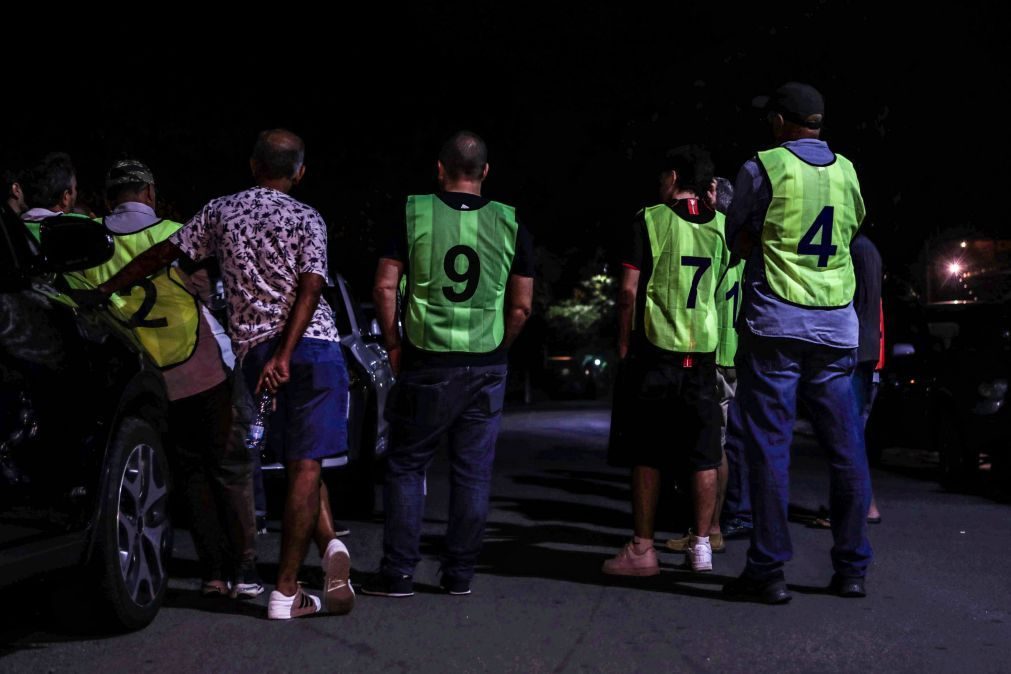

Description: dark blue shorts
[241,337,349,463]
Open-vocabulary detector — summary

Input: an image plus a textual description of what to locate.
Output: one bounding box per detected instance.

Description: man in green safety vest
[366,131,534,597]
[19,153,82,240]
[603,145,729,576]
[82,159,258,600]
[722,82,872,604]
[666,176,748,554]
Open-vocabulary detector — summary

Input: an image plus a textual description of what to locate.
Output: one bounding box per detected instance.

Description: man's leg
[693,468,719,537]
[206,375,258,592]
[375,368,457,588]
[167,390,227,586]
[721,394,752,535]
[442,366,507,589]
[632,465,661,540]
[737,335,801,582]
[710,366,736,536]
[803,348,873,584]
[277,459,322,595]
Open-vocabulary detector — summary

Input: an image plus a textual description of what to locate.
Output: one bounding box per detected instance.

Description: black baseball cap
[752,82,824,129]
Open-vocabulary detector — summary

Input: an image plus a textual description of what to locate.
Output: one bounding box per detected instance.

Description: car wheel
[91,417,172,630]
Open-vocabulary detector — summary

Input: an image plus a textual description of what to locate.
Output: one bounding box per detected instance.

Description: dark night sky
[3,5,1006,294]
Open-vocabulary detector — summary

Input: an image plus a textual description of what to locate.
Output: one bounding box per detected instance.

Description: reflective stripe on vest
[78,218,200,368]
[715,259,744,367]
[642,204,728,354]
[405,194,518,353]
[758,147,865,307]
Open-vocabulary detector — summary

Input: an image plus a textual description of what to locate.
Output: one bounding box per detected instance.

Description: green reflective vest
[77,218,200,368]
[642,205,729,354]
[404,194,518,353]
[757,147,865,307]
[715,260,744,367]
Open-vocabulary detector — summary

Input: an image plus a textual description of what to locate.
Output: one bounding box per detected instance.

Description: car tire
[90,417,172,630]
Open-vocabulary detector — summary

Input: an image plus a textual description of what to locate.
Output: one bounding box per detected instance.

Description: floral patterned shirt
[171,186,338,358]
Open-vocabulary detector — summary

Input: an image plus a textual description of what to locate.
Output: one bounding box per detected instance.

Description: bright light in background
[960,241,968,248]
[948,261,963,275]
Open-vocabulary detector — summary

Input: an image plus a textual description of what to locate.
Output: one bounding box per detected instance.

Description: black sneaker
[720,517,754,540]
[231,566,266,599]
[360,573,414,598]
[722,573,791,605]
[439,576,471,596]
[829,573,866,598]
[255,515,268,535]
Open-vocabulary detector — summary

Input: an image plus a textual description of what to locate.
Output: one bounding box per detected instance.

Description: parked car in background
[0,213,171,631]
[541,348,613,400]
[259,275,393,515]
[869,296,1010,491]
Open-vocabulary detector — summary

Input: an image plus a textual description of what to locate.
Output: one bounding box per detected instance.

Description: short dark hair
[251,129,305,180]
[660,145,714,197]
[22,153,75,209]
[439,131,488,181]
[713,176,734,214]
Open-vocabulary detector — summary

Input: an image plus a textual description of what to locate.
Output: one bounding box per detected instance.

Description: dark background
[2,5,1006,298]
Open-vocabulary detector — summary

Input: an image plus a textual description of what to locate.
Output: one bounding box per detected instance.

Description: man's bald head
[438,131,488,181]
[251,129,305,181]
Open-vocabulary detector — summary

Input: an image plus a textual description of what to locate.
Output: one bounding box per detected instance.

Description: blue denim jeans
[380,364,507,583]
[721,392,752,524]
[736,330,872,581]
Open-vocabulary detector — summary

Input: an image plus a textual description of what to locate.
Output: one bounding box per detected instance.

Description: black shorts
[608,351,723,471]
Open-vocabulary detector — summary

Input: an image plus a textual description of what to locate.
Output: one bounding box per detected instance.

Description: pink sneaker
[601,540,659,576]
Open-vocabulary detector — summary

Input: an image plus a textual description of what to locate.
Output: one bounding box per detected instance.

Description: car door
[0,216,130,557]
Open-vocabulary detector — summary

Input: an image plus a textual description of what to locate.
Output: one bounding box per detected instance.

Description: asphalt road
[2,403,1010,673]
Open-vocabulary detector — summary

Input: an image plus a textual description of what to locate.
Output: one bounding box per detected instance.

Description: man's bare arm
[373,257,404,373]
[257,272,325,393]
[97,240,182,296]
[503,275,533,347]
[617,267,639,360]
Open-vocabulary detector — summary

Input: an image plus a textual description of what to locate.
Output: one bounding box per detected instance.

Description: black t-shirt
[851,233,882,364]
[382,191,535,368]
[621,198,718,362]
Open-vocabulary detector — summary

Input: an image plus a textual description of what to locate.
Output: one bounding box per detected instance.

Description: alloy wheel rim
[116,442,169,607]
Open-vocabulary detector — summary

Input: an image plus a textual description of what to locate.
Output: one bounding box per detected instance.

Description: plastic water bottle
[245,390,274,456]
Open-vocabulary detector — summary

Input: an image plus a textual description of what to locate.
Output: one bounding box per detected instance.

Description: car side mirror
[891,342,916,357]
[39,215,114,273]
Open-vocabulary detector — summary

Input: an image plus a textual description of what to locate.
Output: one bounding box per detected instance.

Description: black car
[0,213,171,630]
[869,299,1011,490]
[259,275,393,515]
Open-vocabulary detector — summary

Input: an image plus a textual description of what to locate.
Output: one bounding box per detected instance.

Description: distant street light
[948,261,963,275]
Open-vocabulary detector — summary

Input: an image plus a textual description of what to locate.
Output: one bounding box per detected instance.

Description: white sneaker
[687,535,713,572]
[267,587,322,619]
[322,538,355,615]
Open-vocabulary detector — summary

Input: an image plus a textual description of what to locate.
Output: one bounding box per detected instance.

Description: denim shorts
[241,336,348,463]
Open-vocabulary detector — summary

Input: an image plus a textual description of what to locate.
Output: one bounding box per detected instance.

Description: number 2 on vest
[681,256,712,309]
[798,206,836,267]
[122,278,168,328]
[443,245,481,303]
